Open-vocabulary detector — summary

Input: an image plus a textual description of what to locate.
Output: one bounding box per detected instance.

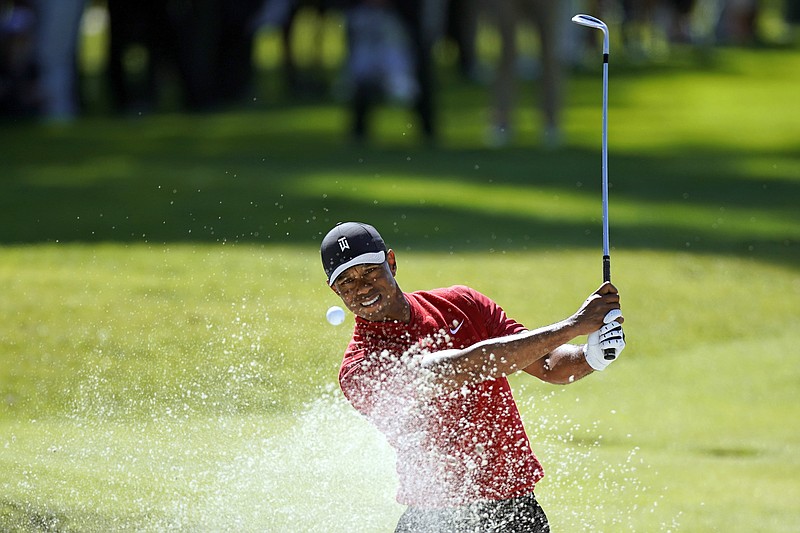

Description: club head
[571,14,607,31]
[572,14,610,54]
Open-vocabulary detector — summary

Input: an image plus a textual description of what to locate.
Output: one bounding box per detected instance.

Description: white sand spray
[3,306,677,531]
[5,389,401,531]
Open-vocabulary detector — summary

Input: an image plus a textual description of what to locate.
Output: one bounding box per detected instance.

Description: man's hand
[571,282,623,336]
[584,310,626,371]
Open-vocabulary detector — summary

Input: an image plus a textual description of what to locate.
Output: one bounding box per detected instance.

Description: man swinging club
[321,221,626,532]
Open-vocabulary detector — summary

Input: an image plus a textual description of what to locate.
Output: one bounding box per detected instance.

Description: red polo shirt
[338,285,544,508]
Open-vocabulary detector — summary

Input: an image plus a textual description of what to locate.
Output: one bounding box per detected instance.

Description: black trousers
[394,492,550,533]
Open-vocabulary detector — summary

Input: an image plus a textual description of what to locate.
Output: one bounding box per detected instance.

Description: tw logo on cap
[338,237,350,252]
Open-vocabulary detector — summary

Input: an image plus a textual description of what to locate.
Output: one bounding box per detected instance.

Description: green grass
[1,38,799,531]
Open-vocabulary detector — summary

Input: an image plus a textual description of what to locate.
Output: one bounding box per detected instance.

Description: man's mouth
[360,294,381,307]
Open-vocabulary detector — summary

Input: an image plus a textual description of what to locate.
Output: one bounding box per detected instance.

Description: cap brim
[328,251,386,286]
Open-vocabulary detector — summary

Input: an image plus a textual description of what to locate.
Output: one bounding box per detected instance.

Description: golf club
[572,14,616,360]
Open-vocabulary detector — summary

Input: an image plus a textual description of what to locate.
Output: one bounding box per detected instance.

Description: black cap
[321,222,387,285]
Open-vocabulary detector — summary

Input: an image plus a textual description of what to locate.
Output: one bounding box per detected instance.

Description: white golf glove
[584,309,626,371]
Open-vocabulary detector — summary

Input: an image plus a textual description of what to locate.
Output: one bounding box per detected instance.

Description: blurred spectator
[664,0,696,42]
[0,0,38,116]
[398,0,447,141]
[573,1,710,57]
[715,0,760,44]
[215,0,264,104]
[620,0,697,51]
[445,0,480,81]
[343,0,445,143]
[787,0,800,42]
[252,0,335,96]
[170,0,263,110]
[33,0,86,121]
[346,0,416,139]
[106,0,173,113]
[483,0,570,148]
[106,0,262,113]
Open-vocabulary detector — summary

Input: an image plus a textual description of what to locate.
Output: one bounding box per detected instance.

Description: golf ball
[326,305,345,326]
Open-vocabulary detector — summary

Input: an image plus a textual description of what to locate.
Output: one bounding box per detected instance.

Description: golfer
[321,222,626,532]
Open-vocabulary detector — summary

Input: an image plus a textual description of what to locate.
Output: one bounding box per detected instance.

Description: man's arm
[420,318,585,389]
[420,282,621,390]
[521,344,594,384]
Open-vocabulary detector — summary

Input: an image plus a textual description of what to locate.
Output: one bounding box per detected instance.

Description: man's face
[330,250,404,321]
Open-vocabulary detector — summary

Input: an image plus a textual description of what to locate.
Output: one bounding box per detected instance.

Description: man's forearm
[421,319,581,387]
[524,344,594,384]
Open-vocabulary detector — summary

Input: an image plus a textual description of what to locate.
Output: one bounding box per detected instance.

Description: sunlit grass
[592,49,800,152]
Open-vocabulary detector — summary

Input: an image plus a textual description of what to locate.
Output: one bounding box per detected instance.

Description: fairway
[1,39,799,532]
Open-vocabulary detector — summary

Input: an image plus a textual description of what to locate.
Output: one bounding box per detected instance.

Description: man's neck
[370,289,411,323]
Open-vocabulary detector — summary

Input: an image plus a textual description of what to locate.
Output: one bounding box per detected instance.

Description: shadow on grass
[1,84,797,269]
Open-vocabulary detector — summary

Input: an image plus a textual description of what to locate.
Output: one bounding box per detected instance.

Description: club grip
[602,255,615,359]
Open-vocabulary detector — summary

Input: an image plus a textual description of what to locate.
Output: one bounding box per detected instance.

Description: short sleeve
[461,286,527,338]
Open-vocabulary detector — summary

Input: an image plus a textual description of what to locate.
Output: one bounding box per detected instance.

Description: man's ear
[329,282,340,296]
[386,249,397,276]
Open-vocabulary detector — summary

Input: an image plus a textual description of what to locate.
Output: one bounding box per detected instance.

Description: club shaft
[602,57,610,279]
[601,47,613,356]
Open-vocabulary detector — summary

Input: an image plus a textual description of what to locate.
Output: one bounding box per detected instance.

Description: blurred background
[2,0,798,136]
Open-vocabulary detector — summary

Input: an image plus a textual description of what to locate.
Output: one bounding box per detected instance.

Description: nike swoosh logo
[449,320,464,335]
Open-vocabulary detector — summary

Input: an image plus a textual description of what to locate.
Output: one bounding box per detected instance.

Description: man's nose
[355,277,373,293]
